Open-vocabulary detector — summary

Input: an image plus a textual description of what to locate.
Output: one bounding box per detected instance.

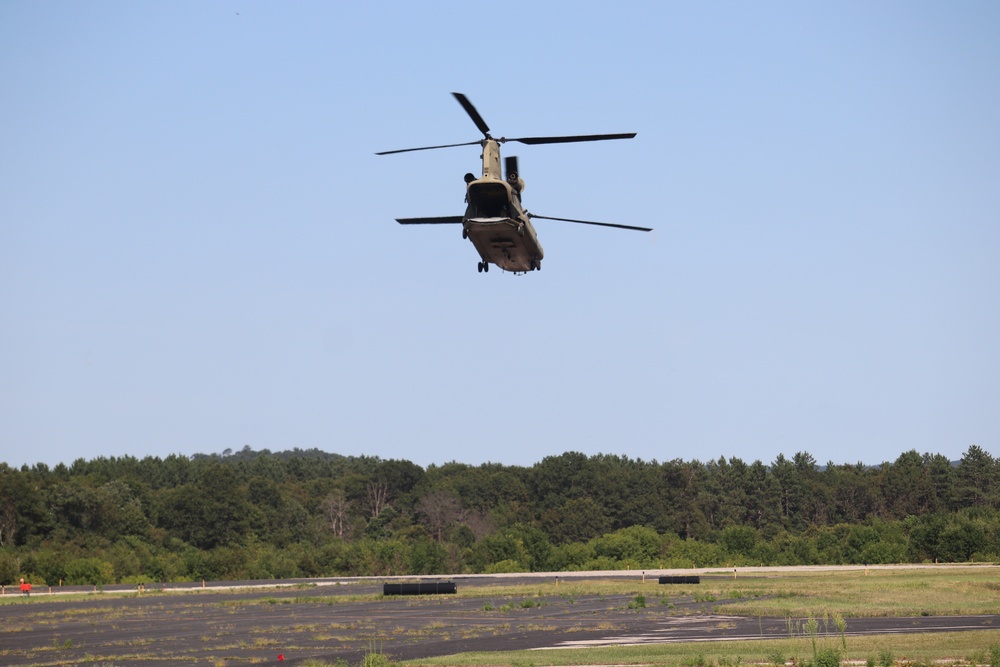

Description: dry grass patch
[712,568,1000,617]
[405,629,1000,667]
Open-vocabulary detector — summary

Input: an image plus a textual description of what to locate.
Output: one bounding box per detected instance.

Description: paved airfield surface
[1,570,997,666]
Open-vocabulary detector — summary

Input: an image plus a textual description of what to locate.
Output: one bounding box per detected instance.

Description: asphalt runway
[1,572,997,666]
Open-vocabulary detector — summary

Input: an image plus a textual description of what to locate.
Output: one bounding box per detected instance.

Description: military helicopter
[377,93,651,274]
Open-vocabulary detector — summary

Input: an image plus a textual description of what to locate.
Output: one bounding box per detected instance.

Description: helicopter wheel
[484,261,489,272]
[462,228,468,239]
[477,262,483,273]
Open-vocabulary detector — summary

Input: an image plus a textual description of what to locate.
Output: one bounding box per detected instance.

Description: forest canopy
[1,445,997,586]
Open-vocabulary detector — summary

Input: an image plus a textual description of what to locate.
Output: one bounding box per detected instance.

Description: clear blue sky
[2,2,997,470]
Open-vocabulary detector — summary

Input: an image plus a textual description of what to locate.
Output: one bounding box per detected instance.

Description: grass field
[403,630,1000,667]
[452,566,1000,617]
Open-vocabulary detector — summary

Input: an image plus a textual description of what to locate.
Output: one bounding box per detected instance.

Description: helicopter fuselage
[382,93,646,274]
[464,140,543,273]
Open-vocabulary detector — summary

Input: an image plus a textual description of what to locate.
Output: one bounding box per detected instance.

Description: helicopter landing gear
[462,227,468,239]
[530,258,541,271]
[477,261,489,273]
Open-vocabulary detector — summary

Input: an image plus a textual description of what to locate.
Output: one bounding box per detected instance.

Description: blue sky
[2,2,997,470]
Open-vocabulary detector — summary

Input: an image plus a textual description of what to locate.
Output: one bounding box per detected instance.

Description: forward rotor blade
[509,132,636,146]
[528,213,652,232]
[376,140,481,156]
[396,216,464,225]
[452,92,491,137]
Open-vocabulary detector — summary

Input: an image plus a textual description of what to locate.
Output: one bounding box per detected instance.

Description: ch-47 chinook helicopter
[377,93,652,274]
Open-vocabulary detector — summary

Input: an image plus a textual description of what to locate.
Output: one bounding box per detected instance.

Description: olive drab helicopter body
[377,93,651,274]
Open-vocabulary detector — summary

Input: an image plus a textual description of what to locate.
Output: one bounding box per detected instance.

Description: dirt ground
[0,574,997,666]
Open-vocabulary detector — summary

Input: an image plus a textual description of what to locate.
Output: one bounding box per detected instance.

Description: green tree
[93,480,151,540]
[719,525,759,559]
[826,463,877,525]
[936,517,987,562]
[157,464,251,549]
[907,512,948,561]
[924,453,955,511]
[0,550,19,585]
[955,445,997,508]
[879,451,935,519]
[590,525,661,566]
[659,459,709,539]
[65,557,114,585]
[472,524,551,572]
[540,496,610,544]
[530,452,594,510]
[408,538,448,574]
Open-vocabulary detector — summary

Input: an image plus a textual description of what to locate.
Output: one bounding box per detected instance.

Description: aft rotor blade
[505,155,519,180]
[376,140,481,156]
[396,216,464,225]
[452,92,491,137]
[528,213,652,232]
[509,132,636,146]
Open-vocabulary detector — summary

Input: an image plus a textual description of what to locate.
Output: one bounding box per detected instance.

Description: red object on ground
[277,654,284,662]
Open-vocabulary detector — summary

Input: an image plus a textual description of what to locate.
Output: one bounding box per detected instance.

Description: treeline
[0,445,998,586]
